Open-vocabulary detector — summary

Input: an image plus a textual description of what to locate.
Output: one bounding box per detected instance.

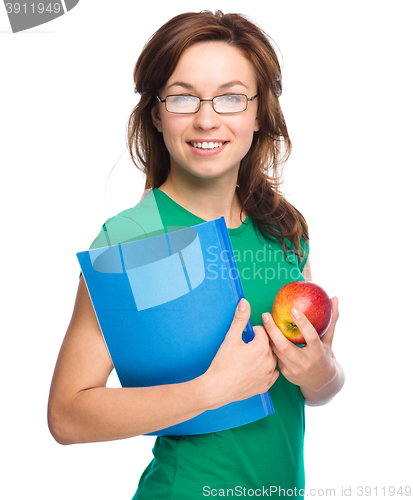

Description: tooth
[191,141,224,149]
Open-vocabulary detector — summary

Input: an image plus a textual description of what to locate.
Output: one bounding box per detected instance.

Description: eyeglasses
[156,93,259,114]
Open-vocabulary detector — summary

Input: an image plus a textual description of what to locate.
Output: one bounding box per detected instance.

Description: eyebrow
[166,80,249,91]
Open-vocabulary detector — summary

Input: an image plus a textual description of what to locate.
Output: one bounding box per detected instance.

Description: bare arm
[302,258,312,282]
[48,278,278,445]
[299,349,345,406]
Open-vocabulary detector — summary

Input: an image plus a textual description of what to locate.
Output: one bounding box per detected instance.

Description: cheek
[161,123,180,150]
[157,115,178,144]
[233,111,259,135]
[233,118,259,151]
[159,121,189,162]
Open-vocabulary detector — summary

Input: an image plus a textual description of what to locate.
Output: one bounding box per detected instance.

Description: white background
[1,1,412,498]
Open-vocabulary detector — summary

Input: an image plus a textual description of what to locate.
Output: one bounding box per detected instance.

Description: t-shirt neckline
[153,188,250,236]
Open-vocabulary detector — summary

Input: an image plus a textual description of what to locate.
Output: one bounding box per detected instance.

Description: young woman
[48,11,344,499]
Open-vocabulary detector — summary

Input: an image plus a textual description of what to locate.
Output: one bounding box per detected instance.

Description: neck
[158,174,246,229]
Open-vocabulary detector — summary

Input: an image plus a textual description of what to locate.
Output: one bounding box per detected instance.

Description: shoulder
[89,190,166,250]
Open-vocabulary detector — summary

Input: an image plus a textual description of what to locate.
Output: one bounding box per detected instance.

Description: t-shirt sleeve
[89,191,167,250]
[79,213,153,279]
[89,214,149,250]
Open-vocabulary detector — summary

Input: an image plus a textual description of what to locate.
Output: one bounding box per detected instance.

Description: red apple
[271,281,332,344]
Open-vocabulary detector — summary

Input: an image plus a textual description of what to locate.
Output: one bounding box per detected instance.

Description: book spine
[215,217,274,417]
[214,217,254,343]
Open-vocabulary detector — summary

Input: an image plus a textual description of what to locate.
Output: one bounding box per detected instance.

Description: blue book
[77,217,274,435]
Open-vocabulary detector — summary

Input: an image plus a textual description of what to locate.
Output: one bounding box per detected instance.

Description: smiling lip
[188,140,228,156]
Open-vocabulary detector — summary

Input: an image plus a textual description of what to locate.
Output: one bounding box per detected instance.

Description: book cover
[77,216,274,435]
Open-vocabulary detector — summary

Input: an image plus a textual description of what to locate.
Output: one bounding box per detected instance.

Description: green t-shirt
[90,188,309,499]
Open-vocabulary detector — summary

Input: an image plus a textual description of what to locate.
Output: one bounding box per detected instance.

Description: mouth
[189,141,226,150]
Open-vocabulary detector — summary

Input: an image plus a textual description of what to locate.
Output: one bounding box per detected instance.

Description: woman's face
[152,41,260,185]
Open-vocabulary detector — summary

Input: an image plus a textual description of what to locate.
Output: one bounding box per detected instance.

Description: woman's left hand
[262,297,343,403]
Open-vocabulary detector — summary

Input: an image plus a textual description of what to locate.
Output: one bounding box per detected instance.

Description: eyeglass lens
[165,94,248,114]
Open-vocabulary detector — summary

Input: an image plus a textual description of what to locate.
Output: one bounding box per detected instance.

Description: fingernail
[262,313,270,324]
[238,298,247,311]
[291,308,301,319]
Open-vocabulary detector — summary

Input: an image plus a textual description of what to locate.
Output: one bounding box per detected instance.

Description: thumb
[225,298,251,344]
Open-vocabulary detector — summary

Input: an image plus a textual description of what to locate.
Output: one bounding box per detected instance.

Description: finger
[225,298,251,345]
[262,312,300,360]
[320,296,339,346]
[270,367,280,387]
[272,350,278,369]
[290,307,321,350]
[253,325,272,344]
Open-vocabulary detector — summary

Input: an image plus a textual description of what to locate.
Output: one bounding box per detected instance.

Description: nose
[193,100,221,130]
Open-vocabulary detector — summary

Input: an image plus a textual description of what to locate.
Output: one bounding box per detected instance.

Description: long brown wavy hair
[127,10,309,265]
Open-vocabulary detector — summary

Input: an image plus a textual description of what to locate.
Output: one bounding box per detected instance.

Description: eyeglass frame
[155,93,259,115]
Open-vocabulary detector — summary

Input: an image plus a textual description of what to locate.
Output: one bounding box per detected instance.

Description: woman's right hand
[203,298,279,410]
[48,281,277,444]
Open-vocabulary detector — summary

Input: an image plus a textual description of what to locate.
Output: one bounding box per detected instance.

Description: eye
[220,94,243,104]
[169,95,197,104]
